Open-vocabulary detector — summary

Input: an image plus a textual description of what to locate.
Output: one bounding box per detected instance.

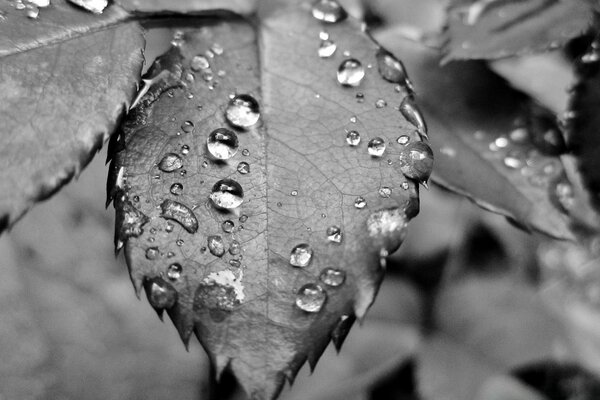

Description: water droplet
[207,235,226,257]
[318,39,337,58]
[165,222,174,233]
[158,153,183,172]
[181,120,194,133]
[210,179,244,209]
[399,96,427,138]
[554,180,575,211]
[354,196,367,209]
[170,183,184,196]
[379,187,392,198]
[229,259,241,267]
[290,243,313,267]
[401,181,409,190]
[146,247,159,260]
[375,48,414,91]
[237,161,250,174]
[311,0,347,23]
[350,116,357,123]
[397,135,410,145]
[320,268,346,287]
[167,251,175,258]
[171,30,185,47]
[319,31,329,40]
[291,190,298,196]
[144,277,177,310]
[179,169,187,177]
[26,5,39,18]
[222,220,235,233]
[114,194,149,246]
[337,59,365,87]
[375,99,387,108]
[229,240,241,255]
[202,160,208,168]
[503,150,524,169]
[225,94,260,128]
[181,145,190,155]
[368,137,386,157]
[202,71,214,81]
[211,43,224,55]
[326,225,342,243]
[509,128,529,143]
[29,0,50,7]
[295,283,327,313]
[160,199,199,233]
[399,142,434,184]
[167,263,182,280]
[356,92,365,103]
[207,128,239,160]
[346,130,361,146]
[239,214,248,223]
[367,208,408,253]
[242,149,250,156]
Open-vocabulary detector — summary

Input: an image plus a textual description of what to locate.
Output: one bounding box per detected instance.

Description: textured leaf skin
[377,30,574,240]
[109,5,424,399]
[0,22,144,232]
[443,0,594,62]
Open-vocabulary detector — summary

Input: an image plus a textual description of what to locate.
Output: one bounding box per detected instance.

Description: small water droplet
[239,214,248,223]
[318,39,337,58]
[509,127,529,143]
[397,135,410,145]
[207,128,239,160]
[160,199,199,233]
[144,277,177,309]
[158,153,183,172]
[337,59,365,87]
[378,186,392,198]
[356,92,365,103]
[211,43,224,55]
[503,150,524,169]
[399,96,427,138]
[237,161,250,174]
[375,48,414,92]
[190,55,209,71]
[201,71,214,81]
[375,99,387,108]
[229,240,241,255]
[346,130,361,146]
[291,190,298,196]
[311,0,347,23]
[295,283,327,313]
[179,169,187,177]
[202,160,208,168]
[167,263,182,280]
[368,137,386,157]
[401,181,409,190]
[165,222,174,233]
[181,121,194,133]
[242,149,250,156]
[225,94,260,128]
[290,243,313,267]
[146,247,159,260]
[350,116,357,123]
[167,251,175,258]
[171,30,185,47]
[319,31,329,40]
[222,220,235,233]
[210,179,244,209]
[207,235,226,257]
[354,196,367,209]
[554,180,575,211]
[229,259,241,267]
[26,5,39,18]
[399,142,434,184]
[320,268,346,287]
[170,183,184,196]
[326,225,342,243]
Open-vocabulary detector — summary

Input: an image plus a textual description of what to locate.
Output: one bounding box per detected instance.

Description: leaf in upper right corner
[442,0,596,62]
[376,30,576,240]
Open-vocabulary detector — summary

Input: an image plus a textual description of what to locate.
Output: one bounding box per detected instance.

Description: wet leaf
[377,29,575,240]
[0,1,144,232]
[108,2,425,398]
[443,0,595,62]
[115,0,257,15]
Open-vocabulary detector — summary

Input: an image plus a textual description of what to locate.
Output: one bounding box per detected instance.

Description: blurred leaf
[442,0,595,62]
[475,375,547,400]
[108,3,425,398]
[376,29,575,240]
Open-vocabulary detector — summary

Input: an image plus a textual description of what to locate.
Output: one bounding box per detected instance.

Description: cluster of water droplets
[8,0,51,19]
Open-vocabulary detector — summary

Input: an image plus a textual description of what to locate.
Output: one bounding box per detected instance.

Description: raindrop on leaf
[337,59,365,87]
[207,128,239,160]
[399,142,434,185]
[296,283,327,313]
[158,153,183,172]
[290,243,313,267]
[320,268,346,287]
[225,94,260,128]
[367,137,386,157]
[210,179,244,210]
[311,0,347,23]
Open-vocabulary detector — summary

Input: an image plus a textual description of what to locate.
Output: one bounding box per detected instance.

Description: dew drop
[160,199,199,233]
[350,116,357,123]
[399,96,427,138]
[510,127,529,143]
[189,55,210,72]
[356,92,365,103]
[239,214,248,223]
[145,247,159,260]
[181,120,194,133]
[237,161,250,174]
[210,179,244,209]
[379,186,392,198]
[346,130,361,146]
[211,43,224,55]
[170,183,183,196]
[144,277,177,310]
[397,135,410,145]
[290,243,313,267]
[225,94,260,128]
[399,142,434,184]
[207,128,239,160]
[167,263,182,280]
[222,220,235,233]
[291,190,298,196]
[375,99,387,108]
[26,5,39,18]
[319,268,346,287]
[229,259,241,267]
[375,48,414,91]
[503,150,524,169]
[207,235,226,257]
[337,59,365,87]
[401,181,409,190]
[368,137,386,157]
[179,169,187,177]
[311,0,347,23]
[165,222,174,233]
[295,283,327,313]
[354,196,367,209]
[158,153,183,172]
[554,180,575,211]
[318,39,337,58]
[326,225,342,243]
[319,31,329,40]
[242,149,250,156]
[229,240,241,255]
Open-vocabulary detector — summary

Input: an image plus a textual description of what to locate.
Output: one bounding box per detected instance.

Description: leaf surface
[443,0,594,62]
[377,29,576,240]
[115,0,257,15]
[108,3,425,399]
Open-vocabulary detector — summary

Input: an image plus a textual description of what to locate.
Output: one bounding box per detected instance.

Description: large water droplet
[237,161,250,174]
[354,196,367,209]
[326,225,342,243]
[146,247,159,260]
[207,235,226,257]
[375,48,414,91]
[311,0,347,23]
[207,128,239,160]
[160,199,199,233]
[320,268,346,287]
[225,94,260,128]
[346,130,361,146]
[368,137,386,157]
[158,153,183,172]
[144,277,177,310]
[296,283,327,313]
[397,135,410,145]
[290,243,313,267]
[318,39,337,58]
[190,55,210,71]
[400,97,428,139]
[367,208,408,253]
[337,59,365,87]
[170,183,183,196]
[210,179,244,209]
[399,142,434,185]
[222,220,234,233]
[229,240,241,255]
[167,263,182,280]
[378,187,392,198]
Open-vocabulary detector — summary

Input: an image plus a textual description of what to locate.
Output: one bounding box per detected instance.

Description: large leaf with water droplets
[108,4,426,399]
[442,0,595,62]
[377,29,576,240]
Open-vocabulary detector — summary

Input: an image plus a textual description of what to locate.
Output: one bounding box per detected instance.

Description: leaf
[376,29,575,240]
[418,275,568,400]
[0,1,144,232]
[108,2,426,398]
[115,0,257,15]
[442,0,595,62]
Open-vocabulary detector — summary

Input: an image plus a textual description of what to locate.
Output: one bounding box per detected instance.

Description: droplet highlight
[207,128,239,160]
[290,243,313,267]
